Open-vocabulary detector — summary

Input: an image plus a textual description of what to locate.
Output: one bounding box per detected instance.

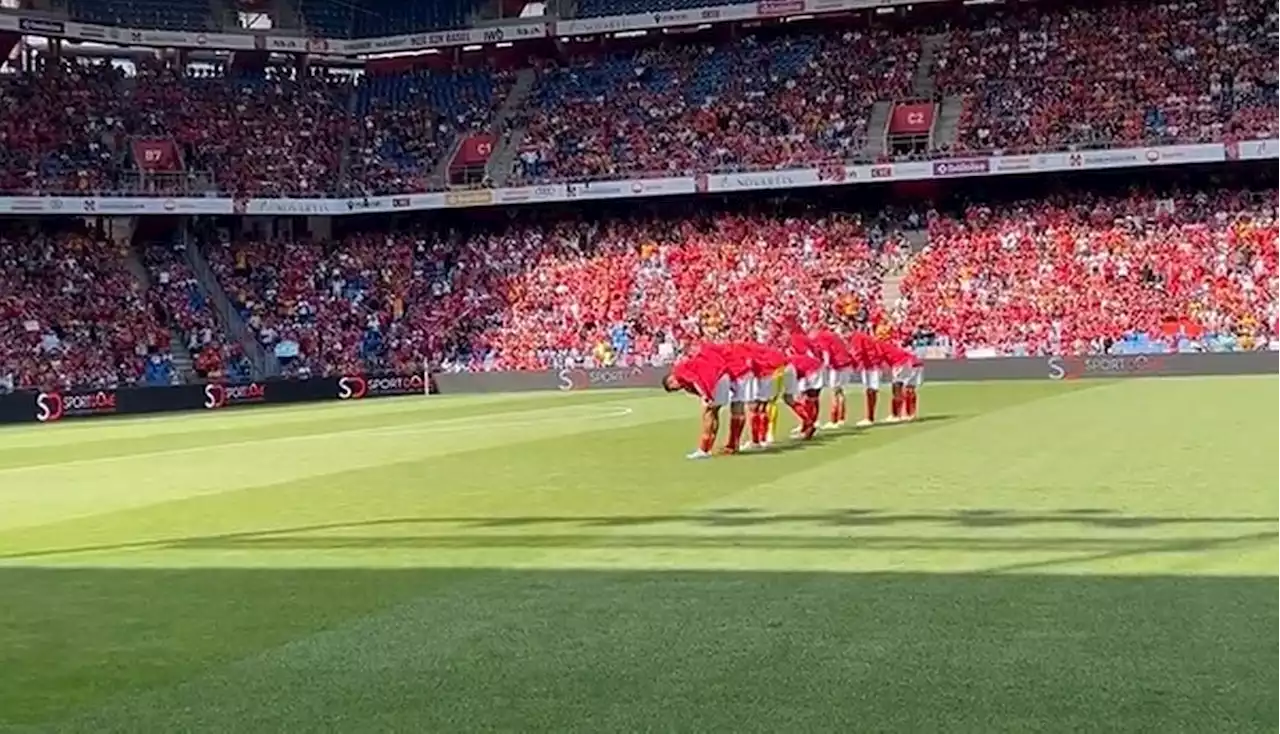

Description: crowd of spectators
[934,0,1279,154]
[194,182,1277,375]
[3,1,1279,198]
[516,30,917,182]
[0,229,175,393]
[346,69,512,196]
[129,64,354,197]
[196,207,899,373]
[896,188,1279,356]
[202,232,425,377]
[0,62,130,195]
[141,242,252,382]
[3,181,1275,391]
[0,59,353,198]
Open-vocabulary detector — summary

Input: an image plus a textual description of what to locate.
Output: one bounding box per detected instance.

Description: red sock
[906,388,917,417]
[788,400,807,424]
[806,395,819,427]
[727,414,745,450]
[829,399,840,424]
[865,389,878,422]
[837,398,847,424]
[751,411,764,443]
[699,431,714,453]
[890,385,903,418]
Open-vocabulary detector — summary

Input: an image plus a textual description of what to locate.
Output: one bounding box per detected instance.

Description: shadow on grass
[742,413,960,456]
[165,530,1276,559]
[3,509,1276,561]
[2,566,1275,733]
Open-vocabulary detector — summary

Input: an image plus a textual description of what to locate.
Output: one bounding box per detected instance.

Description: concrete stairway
[880,228,930,314]
[911,33,949,99]
[933,95,966,150]
[902,228,929,253]
[122,241,197,383]
[880,272,905,314]
[338,87,359,190]
[167,333,196,380]
[486,67,538,187]
[429,136,465,190]
[864,100,893,160]
[181,236,282,379]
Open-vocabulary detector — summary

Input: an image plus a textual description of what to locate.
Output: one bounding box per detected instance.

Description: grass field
[1,376,1276,733]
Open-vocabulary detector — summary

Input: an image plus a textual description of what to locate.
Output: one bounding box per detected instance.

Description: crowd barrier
[0,352,1272,424]
[0,372,436,424]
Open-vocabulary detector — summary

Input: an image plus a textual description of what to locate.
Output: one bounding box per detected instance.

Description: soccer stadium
[0,0,1276,729]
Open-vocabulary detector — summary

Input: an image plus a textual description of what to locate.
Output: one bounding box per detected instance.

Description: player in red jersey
[785,328,823,436]
[741,342,807,448]
[881,341,924,422]
[662,348,732,459]
[784,350,822,440]
[698,342,754,453]
[811,325,856,429]
[706,342,753,450]
[849,330,886,426]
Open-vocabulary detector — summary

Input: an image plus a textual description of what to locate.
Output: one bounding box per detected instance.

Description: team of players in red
[661,325,924,459]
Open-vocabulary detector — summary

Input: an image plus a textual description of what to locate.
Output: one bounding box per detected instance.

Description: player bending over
[811,324,856,429]
[785,349,822,440]
[849,329,886,427]
[743,343,806,449]
[786,327,824,436]
[663,348,732,460]
[881,341,924,422]
[699,342,755,453]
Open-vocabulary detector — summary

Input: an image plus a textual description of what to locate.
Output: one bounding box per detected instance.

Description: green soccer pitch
[1,377,1276,733]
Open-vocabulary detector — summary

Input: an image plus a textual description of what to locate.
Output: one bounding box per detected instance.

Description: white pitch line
[0,405,634,475]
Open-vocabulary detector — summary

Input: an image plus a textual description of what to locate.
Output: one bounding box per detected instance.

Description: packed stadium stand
[131,65,354,197]
[142,242,253,382]
[348,69,512,196]
[896,186,1278,357]
[0,0,1275,395]
[0,62,129,196]
[3,172,1274,394]
[0,0,1273,195]
[933,0,1279,153]
[0,227,176,392]
[517,30,917,182]
[195,204,899,374]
